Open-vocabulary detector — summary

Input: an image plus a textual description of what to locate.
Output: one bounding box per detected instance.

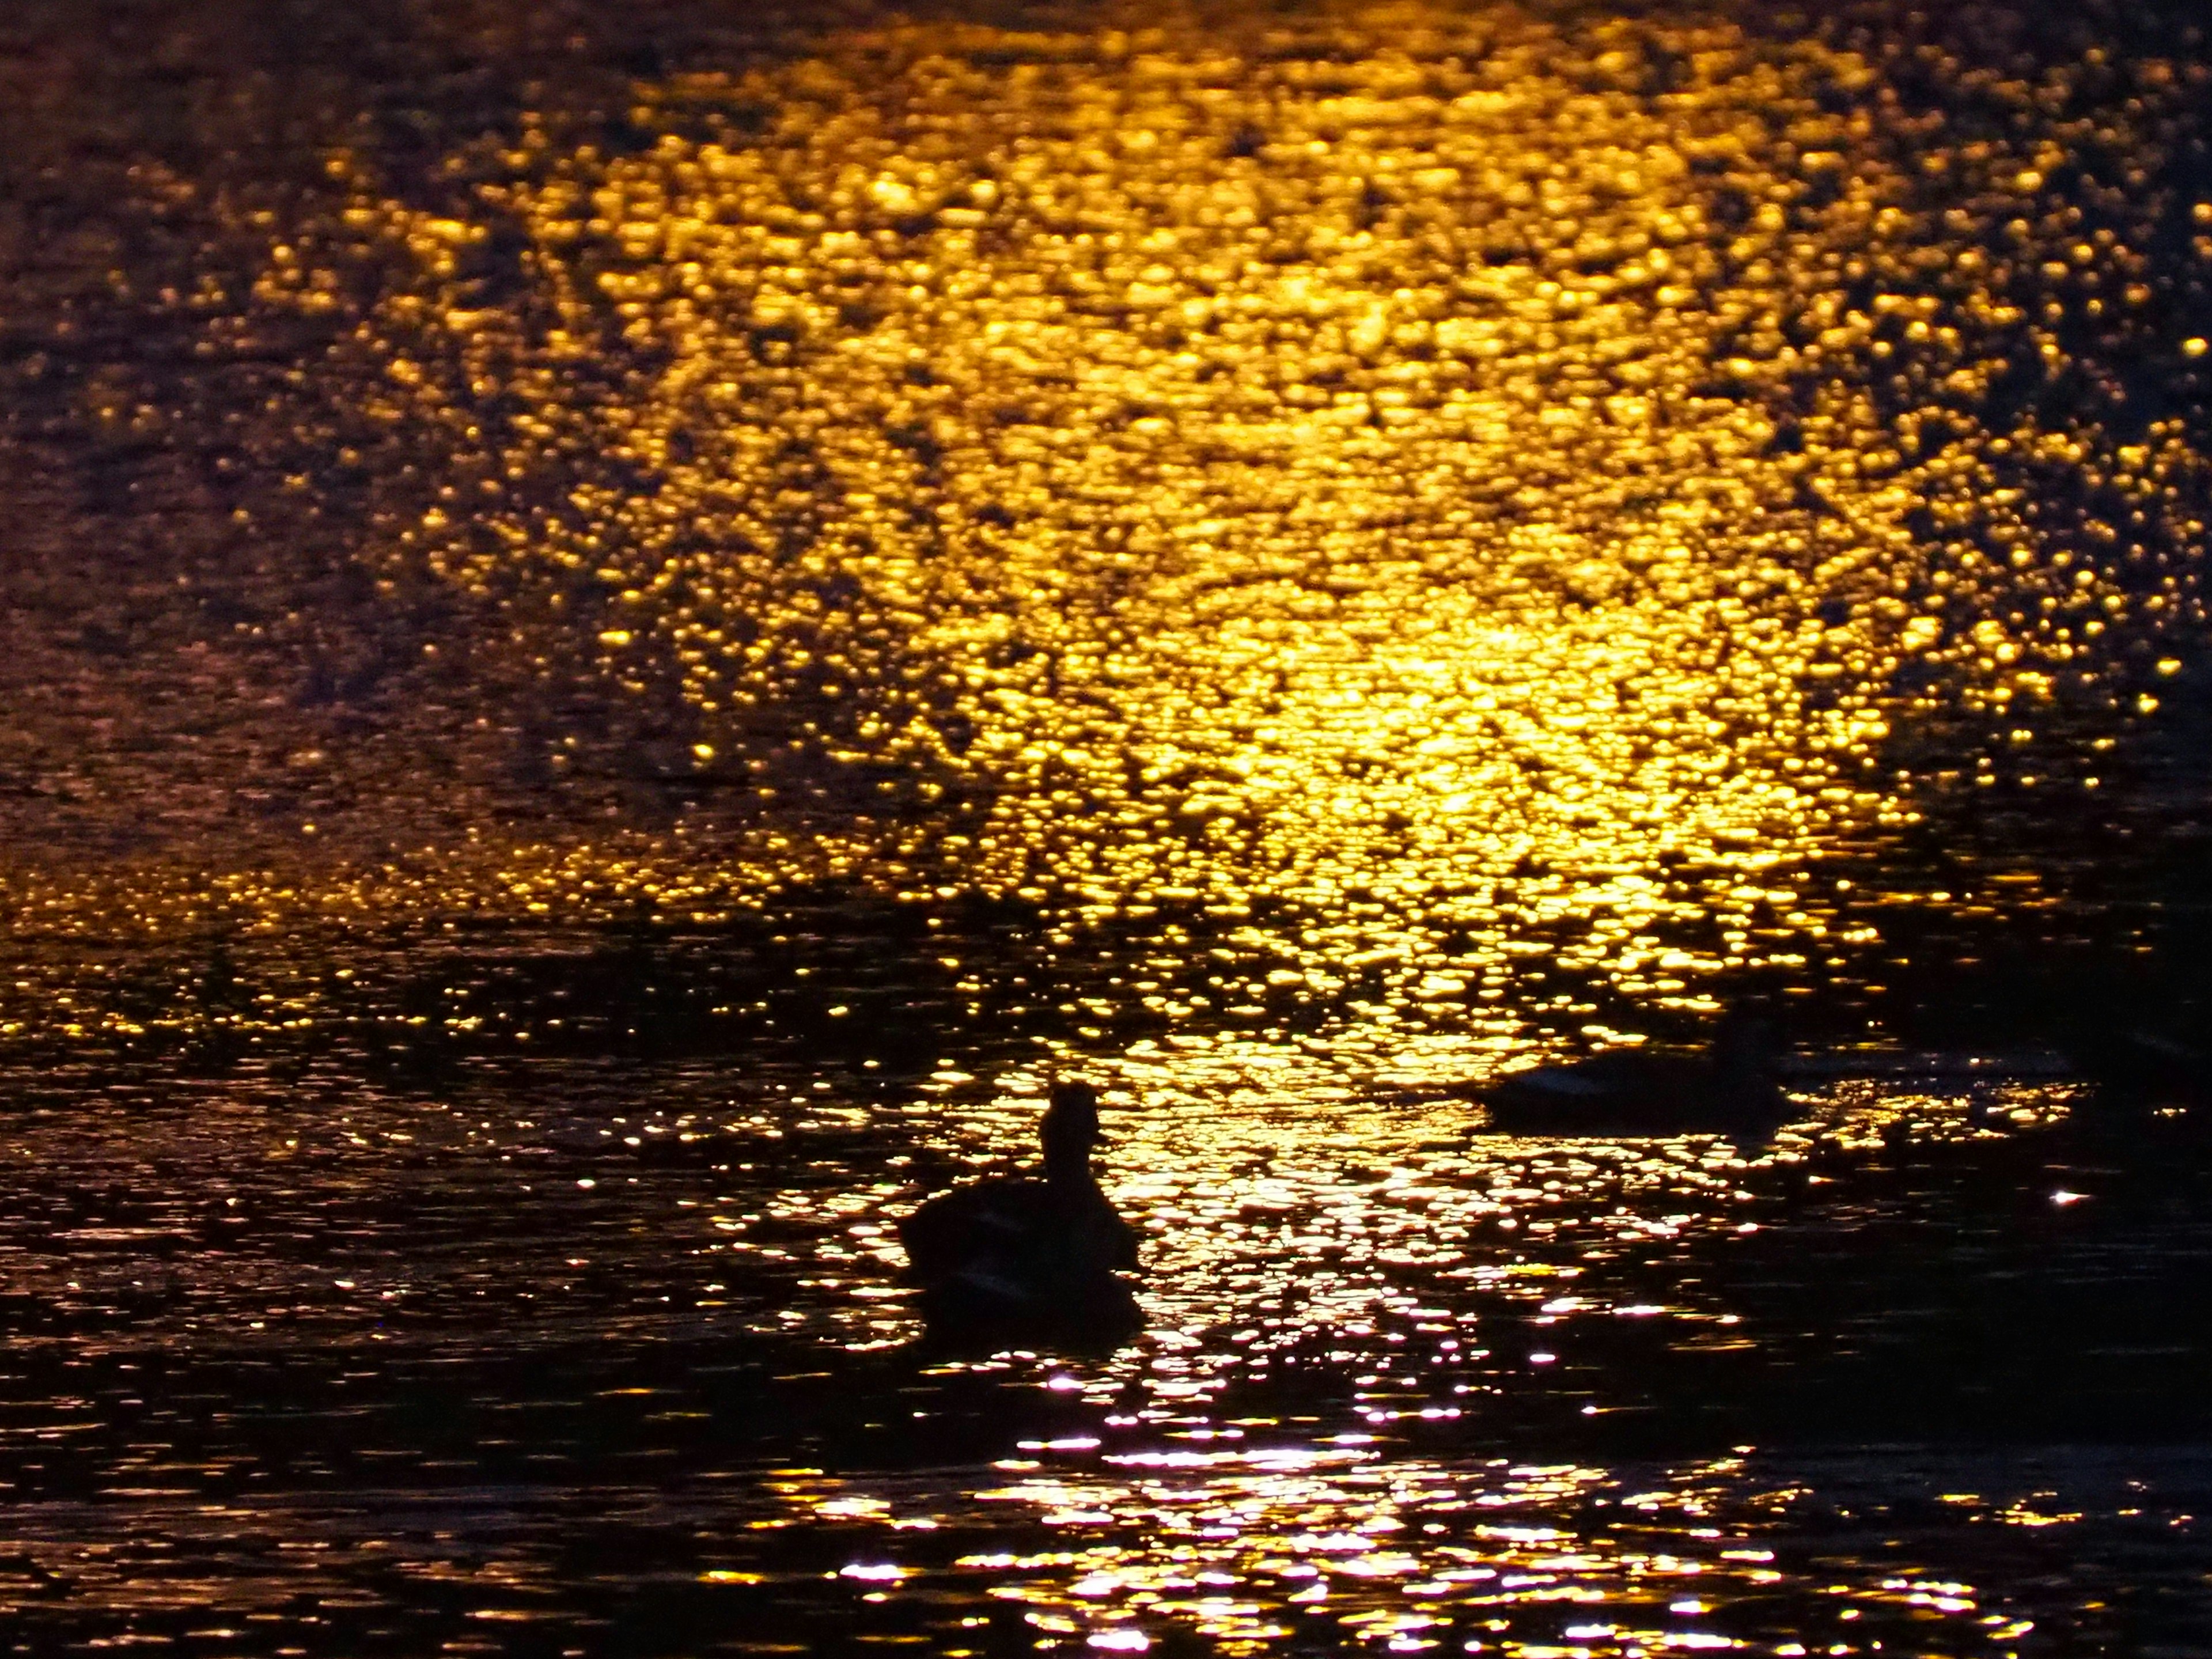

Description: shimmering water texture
[1,1061,2207,1650]
[3,3,2212,1656]
[11,0,2203,1056]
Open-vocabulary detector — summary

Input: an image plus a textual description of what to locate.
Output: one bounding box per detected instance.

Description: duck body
[1476,1015,1786,1139]
[899,1082,1142,1343]
[2067,1026,2207,1107]
[2059,1024,2209,1144]
[1481,1051,1782,1137]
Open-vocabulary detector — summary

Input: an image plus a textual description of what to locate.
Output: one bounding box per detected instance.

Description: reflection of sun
[770,1446,1997,1656]
[232,5,2203,1018]
[703,1054,2080,1657]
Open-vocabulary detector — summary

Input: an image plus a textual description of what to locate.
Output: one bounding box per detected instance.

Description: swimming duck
[2067,1023,2206,1103]
[2060,1021,2209,1141]
[899,1080,1142,1340]
[1475,1010,1788,1139]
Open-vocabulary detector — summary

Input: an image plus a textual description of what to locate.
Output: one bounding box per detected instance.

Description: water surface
[2,2,2209,1652]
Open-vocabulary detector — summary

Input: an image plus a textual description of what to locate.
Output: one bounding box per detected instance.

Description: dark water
[3,1,2211,1652]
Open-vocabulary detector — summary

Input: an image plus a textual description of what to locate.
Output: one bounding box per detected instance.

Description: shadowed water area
[3,0,2211,1652]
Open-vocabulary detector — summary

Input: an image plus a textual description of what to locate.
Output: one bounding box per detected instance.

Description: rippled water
[3,2,2210,1652]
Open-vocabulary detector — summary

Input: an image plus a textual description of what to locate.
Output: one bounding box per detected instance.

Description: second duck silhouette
[1475,1009,1789,1139]
[899,1080,1141,1342]
[2061,1018,2209,1142]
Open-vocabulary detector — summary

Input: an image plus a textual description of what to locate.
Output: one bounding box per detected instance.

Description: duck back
[1480,1047,1785,1138]
[901,1176,1051,1279]
[899,1172,1140,1340]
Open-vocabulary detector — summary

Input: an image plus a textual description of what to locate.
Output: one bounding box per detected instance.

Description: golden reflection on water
[195,3,2205,1040]
[779,1053,2080,1359]
[701,1047,2090,1659]
[3,15,2204,1638]
[0,1054,2169,1649]
[720,1066,2093,1654]
[767,1447,2031,1656]
[781,1059,1771,1350]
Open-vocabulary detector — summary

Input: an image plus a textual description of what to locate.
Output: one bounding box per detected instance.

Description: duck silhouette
[899,1080,1142,1342]
[2062,1020,2209,1138]
[1475,1009,1789,1139]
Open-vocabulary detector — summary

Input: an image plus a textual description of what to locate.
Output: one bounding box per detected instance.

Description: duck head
[1041,1078,1103,1180]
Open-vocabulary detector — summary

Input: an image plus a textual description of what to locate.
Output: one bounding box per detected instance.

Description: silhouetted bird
[899,1080,1142,1342]
[1475,1010,1789,1139]
[2061,1020,2208,1142]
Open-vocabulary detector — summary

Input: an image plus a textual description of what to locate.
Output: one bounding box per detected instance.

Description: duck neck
[1714,1017,1775,1083]
[1044,1150,1099,1192]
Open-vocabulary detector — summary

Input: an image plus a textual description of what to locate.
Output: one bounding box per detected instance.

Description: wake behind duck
[899,1080,1142,1344]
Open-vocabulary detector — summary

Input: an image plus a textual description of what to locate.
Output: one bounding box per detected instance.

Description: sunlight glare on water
[59,2,2181,1065]
[1,3,2209,1653]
